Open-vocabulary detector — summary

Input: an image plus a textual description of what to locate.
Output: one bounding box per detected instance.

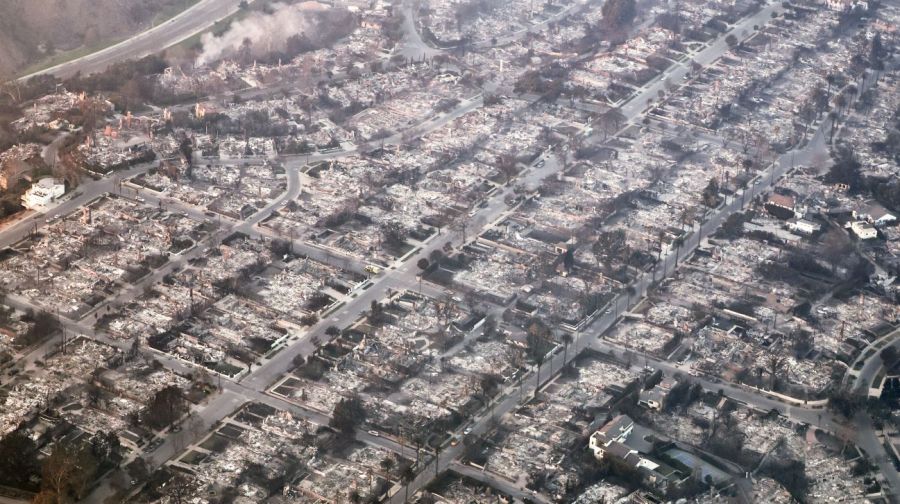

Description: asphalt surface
[383,2,803,500]
[618,1,782,120]
[395,0,442,61]
[0,163,154,251]
[451,462,552,504]
[19,56,527,504]
[18,0,248,81]
[5,0,897,501]
[845,327,900,396]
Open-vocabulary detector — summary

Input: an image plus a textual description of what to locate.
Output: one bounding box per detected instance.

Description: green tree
[673,236,685,266]
[701,178,721,207]
[827,146,863,192]
[40,438,100,503]
[828,390,863,418]
[330,394,367,433]
[602,0,637,30]
[534,351,547,396]
[143,385,187,431]
[561,332,574,366]
[881,346,899,369]
[869,32,885,69]
[379,456,395,476]
[562,245,576,272]
[401,464,415,502]
[821,227,853,274]
[434,443,442,477]
[0,430,40,490]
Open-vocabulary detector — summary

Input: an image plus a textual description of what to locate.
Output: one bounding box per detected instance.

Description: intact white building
[850,221,878,240]
[855,202,898,227]
[824,0,868,11]
[22,178,65,210]
[589,414,634,459]
[788,219,821,235]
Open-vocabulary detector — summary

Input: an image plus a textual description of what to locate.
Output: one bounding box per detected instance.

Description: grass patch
[18,37,127,78]
[17,0,200,78]
[152,0,202,25]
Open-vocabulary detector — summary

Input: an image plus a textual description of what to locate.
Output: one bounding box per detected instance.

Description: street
[3,0,897,501]
[18,0,250,81]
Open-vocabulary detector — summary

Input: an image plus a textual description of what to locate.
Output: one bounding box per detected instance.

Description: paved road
[451,462,551,503]
[402,0,596,54]
[383,119,855,503]
[0,163,153,251]
[18,0,249,81]
[10,0,893,501]
[395,0,442,61]
[241,144,570,392]
[845,327,900,396]
[619,1,782,120]
[385,2,798,500]
[26,65,524,504]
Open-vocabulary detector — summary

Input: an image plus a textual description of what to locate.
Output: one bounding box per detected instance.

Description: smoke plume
[196,2,326,66]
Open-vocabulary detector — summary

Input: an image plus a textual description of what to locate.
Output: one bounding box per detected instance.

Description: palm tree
[673,236,685,267]
[834,93,847,116]
[401,465,415,502]
[413,434,424,468]
[767,355,786,390]
[534,353,546,397]
[434,444,442,477]
[626,285,637,306]
[380,456,395,477]
[828,110,840,144]
[657,231,666,261]
[561,332,573,365]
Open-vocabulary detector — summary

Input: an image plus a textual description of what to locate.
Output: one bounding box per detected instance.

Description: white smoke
[196,2,326,66]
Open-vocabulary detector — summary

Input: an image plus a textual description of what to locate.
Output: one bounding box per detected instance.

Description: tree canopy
[602,0,637,30]
[330,394,367,433]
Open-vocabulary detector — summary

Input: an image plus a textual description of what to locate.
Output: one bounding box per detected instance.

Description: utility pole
[289,227,294,255]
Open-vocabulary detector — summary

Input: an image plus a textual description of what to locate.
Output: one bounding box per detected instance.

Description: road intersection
[4,0,898,501]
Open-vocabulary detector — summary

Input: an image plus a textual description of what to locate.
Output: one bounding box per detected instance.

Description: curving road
[7,0,897,501]
[17,0,250,82]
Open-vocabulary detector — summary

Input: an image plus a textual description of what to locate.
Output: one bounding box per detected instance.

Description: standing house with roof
[854,201,897,227]
[21,178,65,210]
[638,376,677,411]
[765,193,797,220]
[588,415,670,485]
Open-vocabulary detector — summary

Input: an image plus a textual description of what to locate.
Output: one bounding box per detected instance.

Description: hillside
[0,0,195,79]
